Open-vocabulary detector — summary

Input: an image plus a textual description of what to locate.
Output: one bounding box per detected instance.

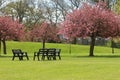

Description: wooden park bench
[33,48,61,61]
[12,49,29,61]
[33,48,48,61]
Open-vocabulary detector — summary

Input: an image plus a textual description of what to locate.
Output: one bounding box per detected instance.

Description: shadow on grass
[0,55,30,61]
[0,55,12,58]
[73,55,120,58]
[62,54,120,58]
[1,55,120,60]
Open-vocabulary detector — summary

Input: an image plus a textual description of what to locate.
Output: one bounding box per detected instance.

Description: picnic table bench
[12,49,29,61]
[33,48,61,61]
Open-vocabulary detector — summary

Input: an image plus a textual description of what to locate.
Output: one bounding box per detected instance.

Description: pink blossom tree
[30,22,59,48]
[0,16,24,55]
[60,2,120,56]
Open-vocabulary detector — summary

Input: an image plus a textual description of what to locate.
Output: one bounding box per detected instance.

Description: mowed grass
[0,41,120,80]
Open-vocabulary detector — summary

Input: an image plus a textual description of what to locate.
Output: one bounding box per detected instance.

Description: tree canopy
[0,16,24,54]
[30,22,59,48]
[60,2,120,56]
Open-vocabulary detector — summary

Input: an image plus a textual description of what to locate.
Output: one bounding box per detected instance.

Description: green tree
[4,0,31,23]
[114,0,120,14]
[92,0,115,8]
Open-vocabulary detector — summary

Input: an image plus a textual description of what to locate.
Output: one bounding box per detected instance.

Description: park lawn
[0,41,120,80]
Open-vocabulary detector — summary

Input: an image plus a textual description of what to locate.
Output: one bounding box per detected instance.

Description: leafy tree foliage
[60,2,120,56]
[4,0,31,23]
[30,22,59,48]
[0,16,24,54]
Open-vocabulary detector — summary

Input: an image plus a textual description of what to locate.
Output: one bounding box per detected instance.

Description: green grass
[0,41,120,80]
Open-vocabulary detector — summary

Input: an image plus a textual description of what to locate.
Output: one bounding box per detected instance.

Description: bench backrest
[39,48,48,54]
[55,49,61,55]
[12,49,23,56]
[48,48,56,54]
[38,48,61,55]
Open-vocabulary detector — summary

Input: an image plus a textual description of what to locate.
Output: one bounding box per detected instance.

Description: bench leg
[19,56,23,60]
[33,54,36,60]
[46,55,50,60]
[53,54,56,60]
[37,55,40,61]
[58,55,61,60]
[42,55,45,60]
[26,55,29,60]
[53,56,56,60]
[47,55,50,60]
[12,56,15,60]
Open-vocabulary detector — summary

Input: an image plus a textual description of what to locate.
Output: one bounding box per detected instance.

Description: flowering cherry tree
[60,2,120,56]
[0,16,24,54]
[30,22,59,48]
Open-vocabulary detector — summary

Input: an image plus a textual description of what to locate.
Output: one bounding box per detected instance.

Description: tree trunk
[89,36,95,56]
[72,38,77,44]
[2,39,7,54]
[19,17,23,23]
[69,43,71,54]
[42,39,45,49]
[0,39,1,55]
[112,47,114,54]
[111,39,114,54]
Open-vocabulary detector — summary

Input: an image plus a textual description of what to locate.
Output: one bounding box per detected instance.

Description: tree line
[2,0,117,28]
[0,0,120,56]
